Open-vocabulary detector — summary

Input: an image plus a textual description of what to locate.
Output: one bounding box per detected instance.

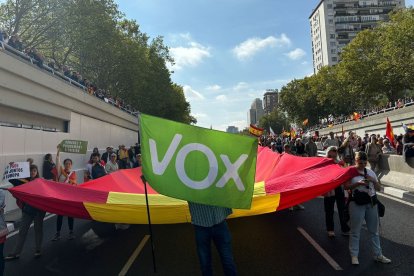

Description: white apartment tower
[310,0,405,73]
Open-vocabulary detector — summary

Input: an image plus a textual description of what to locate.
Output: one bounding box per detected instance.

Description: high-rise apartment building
[310,0,405,73]
[248,98,264,126]
[263,89,279,115]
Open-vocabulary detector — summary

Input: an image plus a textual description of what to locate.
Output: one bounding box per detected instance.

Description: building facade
[310,0,405,73]
[263,89,279,115]
[248,98,265,126]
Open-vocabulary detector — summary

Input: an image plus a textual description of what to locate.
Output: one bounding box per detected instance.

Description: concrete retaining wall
[378,155,414,192]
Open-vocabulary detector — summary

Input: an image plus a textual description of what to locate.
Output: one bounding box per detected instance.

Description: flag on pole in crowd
[302,119,309,126]
[386,117,396,148]
[353,112,361,121]
[249,124,264,137]
[269,126,275,136]
[139,113,258,209]
[290,128,296,138]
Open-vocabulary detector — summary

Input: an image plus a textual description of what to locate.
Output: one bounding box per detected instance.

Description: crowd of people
[0,142,141,270]
[258,129,414,266]
[0,31,137,116]
[311,97,414,131]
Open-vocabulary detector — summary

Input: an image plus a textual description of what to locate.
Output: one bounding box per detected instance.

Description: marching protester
[323,147,350,237]
[52,147,77,241]
[365,135,382,172]
[188,202,238,276]
[0,188,7,274]
[305,136,318,157]
[338,134,355,166]
[105,153,119,173]
[344,151,391,265]
[5,165,45,260]
[42,153,56,180]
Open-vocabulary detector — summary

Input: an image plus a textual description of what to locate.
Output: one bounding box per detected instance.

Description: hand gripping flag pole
[137,113,156,273]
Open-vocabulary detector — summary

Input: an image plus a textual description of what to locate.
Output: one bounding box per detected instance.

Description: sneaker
[341,231,350,236]
[4,254,20,261]
[34,251,41,258]
[351,256,359,265]
[52,233,60,241]
[68,231,75,240]
[375,255,391,264]
[328,231,335,237]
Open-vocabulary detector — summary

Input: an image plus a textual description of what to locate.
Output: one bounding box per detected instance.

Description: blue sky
[116,0,414,131]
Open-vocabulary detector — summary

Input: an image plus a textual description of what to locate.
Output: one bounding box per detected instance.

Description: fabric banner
[386,117,395,147]
[59,140,88,154]
[140,113,258,209]
[2,162,30,181]
[249,124,264,137]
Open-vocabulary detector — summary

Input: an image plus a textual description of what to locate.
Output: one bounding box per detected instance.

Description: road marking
[297,227,343,271]
[7,213,55,238]
[377,193,414,207]
[119,235,150,276]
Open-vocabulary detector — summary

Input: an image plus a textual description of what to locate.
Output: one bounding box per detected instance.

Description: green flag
[140,114,258,209]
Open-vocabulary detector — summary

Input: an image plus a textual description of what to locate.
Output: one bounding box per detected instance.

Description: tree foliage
[279,8,414,125]
[0,0,196,124]
[259,109,289,134]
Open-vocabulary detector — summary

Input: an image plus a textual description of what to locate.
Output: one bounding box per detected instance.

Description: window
[327,4,333,8]
[330,34,335,39]
[328,19,333,24]
[332,57,337,62]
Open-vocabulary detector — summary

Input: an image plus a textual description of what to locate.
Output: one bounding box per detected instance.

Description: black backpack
[92,164,107,179]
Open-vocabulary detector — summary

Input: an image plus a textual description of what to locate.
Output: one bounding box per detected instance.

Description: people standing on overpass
[365,135,382,172]
[323,147,350,238]
[344,151,391,265]
[323,132,339,149]
[52,148,77,241]
[5,165,46,260]
[188,202,238,276]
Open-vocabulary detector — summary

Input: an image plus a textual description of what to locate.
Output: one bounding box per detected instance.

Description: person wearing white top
[344,151,391,265]
[105,153,119,173]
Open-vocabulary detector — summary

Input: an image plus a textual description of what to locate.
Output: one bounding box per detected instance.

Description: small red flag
[386,117,395,147]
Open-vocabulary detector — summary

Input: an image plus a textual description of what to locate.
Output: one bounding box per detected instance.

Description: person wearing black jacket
[42,153,56,180]
[5,165,45,260]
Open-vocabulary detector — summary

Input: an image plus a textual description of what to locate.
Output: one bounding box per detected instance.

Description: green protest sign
[140,114,258,209]
[59,140,88,154]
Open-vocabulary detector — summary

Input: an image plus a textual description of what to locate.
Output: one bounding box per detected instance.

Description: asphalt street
[3,194,414,276]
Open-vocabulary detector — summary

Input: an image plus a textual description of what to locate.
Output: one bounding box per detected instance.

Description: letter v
[149,134,182,175]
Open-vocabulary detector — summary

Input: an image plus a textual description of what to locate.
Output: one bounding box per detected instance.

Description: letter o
[176,143,218,190]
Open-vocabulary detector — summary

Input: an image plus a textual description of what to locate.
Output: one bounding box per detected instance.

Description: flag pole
[141,174,157,273]
[136,112,156,273]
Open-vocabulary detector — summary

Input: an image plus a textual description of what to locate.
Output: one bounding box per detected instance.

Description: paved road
[3,194,414,276]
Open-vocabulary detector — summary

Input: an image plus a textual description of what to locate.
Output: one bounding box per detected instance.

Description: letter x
[216,154,248,191]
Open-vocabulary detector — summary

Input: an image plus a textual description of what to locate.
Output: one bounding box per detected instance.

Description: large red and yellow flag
[249,124,264,137]
[8,147,359,224]
[386,117,396,147]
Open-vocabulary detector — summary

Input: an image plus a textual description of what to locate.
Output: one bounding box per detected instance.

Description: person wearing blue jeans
[188,202,237,276]
[345,151,391,265]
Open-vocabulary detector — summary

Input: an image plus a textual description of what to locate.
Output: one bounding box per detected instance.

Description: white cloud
[233,82,249,91]
[168,33,211,70]
[285,48,306,60]
[183,85,205,100]
[206,84,221,91]
[232,34,291,60]
[193,113,208,119]
[216,95,227,101]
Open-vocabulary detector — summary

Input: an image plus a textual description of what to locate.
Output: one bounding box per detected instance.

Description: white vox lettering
[176,143,218,190]
[216,154,248,191]
[149,134,182,175]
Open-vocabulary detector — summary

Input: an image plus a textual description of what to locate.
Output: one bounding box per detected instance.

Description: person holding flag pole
[139,113,257,276]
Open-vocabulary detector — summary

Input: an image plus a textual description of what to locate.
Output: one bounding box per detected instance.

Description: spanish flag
[386,117,395,147]
[249,124,264,137]
[303,118,309,126]
[353,112,361,121]
[290,128,296,138]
